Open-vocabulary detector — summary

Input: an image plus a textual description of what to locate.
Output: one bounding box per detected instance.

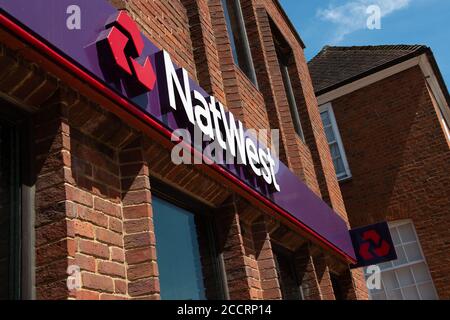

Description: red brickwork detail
[216,204,253,299]
[1,0,367,299]
[109,0,197,79]
[332,66,450,299]
[120,137,160,299]
[33,101,71,300]
[311,252,335,300]
[201,3,238,122]
[257,0,348,218]
[240,221,263,300]
[252,217,282,300]
[65,95,128,299]
[181,0,226,103]
[293,246,321,300]
[351,268,370,300]
[29,88,135,300]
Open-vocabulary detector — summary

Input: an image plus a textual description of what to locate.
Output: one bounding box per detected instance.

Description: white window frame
[319,102,352,181]
[437,105,450,143]
[365,219,439,300]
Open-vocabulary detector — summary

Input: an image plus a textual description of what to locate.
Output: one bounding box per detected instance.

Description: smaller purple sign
[350,222,397,268]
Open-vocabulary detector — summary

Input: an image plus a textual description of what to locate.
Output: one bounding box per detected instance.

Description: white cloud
[317,0,411,43]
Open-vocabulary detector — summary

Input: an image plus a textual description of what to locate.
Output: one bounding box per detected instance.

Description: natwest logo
[350,222,397,268]
[96,11,156,97]
[358,229,391,260]
[95,10,281,192]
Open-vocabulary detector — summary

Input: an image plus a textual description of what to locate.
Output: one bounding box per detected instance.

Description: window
[330,273,345,300]
[152,189,224,300]
[275,45,305,142]
[0,103,34,300]
[271,19,305,142]
[319,103,351,180]
[0,119,20,300]
[221,0,258,86]
[273,246,304,300]
[365,220,438,300]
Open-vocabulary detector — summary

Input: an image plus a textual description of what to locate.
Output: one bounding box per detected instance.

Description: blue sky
[279,0,450,88]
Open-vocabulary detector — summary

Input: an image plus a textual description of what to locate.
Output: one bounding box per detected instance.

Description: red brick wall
[33,93,130,300]
[252,217,282,300]
[116,0,197,78]
[120,138,159,299]
[1,0,366,300]
[33,101,73,300]
[162,0,349,220]
[330,66,450,299]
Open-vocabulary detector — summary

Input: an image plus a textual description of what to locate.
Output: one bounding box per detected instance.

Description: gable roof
[308,45,429,95]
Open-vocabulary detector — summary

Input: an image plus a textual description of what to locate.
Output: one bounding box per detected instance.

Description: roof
[308,45,429,95]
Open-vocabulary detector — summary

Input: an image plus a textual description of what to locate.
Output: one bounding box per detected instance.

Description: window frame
[0,101,35,300]
[276,48,305,142]
[0,118,20,300]
[365,219,438,300]
[221,0,258,87]
[319,102,352,181]
[151,179,228,300]
[272,243,304,300]
[270,17,305,143]
[436,105,450,142]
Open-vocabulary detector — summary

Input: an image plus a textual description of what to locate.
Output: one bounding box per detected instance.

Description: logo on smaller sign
[350,221,397,268]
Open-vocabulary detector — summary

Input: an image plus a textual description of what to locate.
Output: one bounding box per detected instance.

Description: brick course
[329,66,450,299]
[0,0,366,300]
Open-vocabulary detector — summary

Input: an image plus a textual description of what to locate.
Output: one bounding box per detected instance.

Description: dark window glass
[0,121,20,300]
[279,58,305,141]
[272,21,305,142]
[153,196,207,300]
[274,247,303,300]
[277,50,305,141]
[330,273,345,300]
[221,0,258,86]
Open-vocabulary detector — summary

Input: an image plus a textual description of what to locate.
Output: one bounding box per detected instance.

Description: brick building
[309,45,450,300]
[0,0,368,300]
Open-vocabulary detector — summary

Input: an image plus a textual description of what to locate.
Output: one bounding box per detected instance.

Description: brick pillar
[350,269,369,300]
[208,0,245,120]
[293,244,337,300]
[291,50,348,218]
[34,101,73,300]
[325,256,369,300]
[293,245,321,300]
[215,201,254,299]
[181,0,226,103]
[240,220,263,300]
[312,252,336,300]
[35,92,129,300]
[248,4,314,185]
[322,267,367,300]
[252,217,282,300]
[57,90,128,300]
[120,137,159,300]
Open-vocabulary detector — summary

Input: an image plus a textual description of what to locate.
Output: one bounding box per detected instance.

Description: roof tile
[308,45,427,93]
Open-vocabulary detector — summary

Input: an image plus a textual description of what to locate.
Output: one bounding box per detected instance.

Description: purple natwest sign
[1,0,355,260]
